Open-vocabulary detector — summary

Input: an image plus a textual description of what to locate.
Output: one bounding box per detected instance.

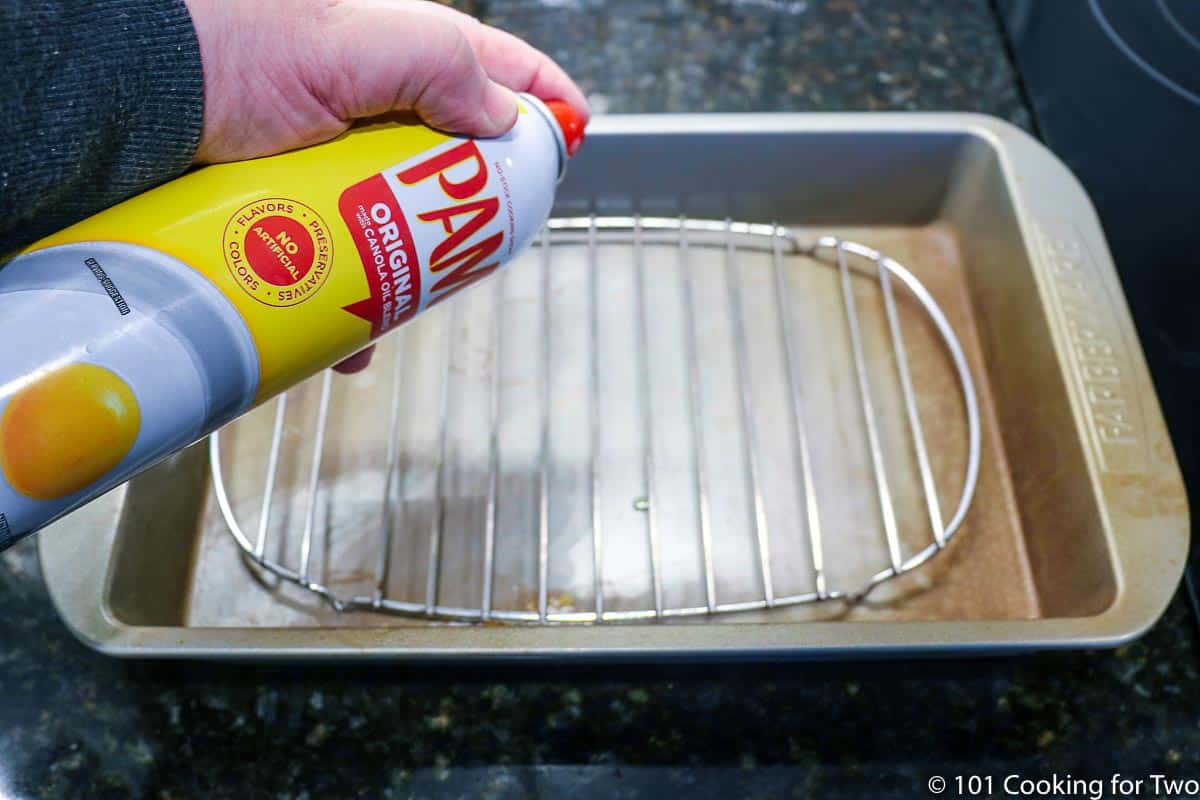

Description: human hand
[184,0,590,164]
[184,0,589,372]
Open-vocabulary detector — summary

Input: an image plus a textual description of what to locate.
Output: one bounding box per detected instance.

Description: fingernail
[332,346,375,375]
[484,84,519,135]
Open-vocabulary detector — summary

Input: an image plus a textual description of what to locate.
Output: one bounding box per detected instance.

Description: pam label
[338,138,514,339]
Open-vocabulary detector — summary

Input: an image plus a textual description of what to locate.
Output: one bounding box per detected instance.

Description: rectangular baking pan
[38,113,1189,659]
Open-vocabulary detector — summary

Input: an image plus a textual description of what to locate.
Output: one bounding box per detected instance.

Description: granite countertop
[2,1,1197,797]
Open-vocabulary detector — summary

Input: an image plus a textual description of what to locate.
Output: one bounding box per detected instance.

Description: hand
[184,0,590,163]
[184,0,589,372]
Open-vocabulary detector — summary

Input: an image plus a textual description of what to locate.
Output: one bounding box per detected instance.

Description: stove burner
[1090,0,1200,107]
[1158,0,1200,53]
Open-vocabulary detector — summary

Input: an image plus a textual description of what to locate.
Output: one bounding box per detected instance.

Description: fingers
[332,345,376,374]
[462,24,591,126]
[323,7,517,137]
[317,1,587,138]
[401,3,590,125]
[407,27,519,137]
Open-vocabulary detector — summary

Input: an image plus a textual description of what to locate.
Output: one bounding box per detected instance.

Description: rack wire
[210,216,981,624]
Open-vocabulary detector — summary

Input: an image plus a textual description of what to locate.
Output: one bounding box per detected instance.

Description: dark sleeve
[0,0,204,255]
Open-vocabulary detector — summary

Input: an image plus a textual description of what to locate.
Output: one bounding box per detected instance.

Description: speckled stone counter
[2,1,1195,797]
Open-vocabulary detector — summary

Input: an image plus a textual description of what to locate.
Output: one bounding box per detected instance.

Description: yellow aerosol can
[0,95,584,547]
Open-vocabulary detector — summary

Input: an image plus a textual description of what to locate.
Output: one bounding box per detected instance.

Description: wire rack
[210,216,981,624]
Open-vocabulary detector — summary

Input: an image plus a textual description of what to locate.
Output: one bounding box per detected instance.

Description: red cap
[543,100,585,157]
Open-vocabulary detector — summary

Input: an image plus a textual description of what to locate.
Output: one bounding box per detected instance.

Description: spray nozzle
[542,100,585,157]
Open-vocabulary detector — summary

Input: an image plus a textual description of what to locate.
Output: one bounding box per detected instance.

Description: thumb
[410,40,519,137]
[324,9,518,138]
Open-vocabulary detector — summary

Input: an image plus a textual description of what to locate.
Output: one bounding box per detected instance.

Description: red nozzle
[543,100,585,157]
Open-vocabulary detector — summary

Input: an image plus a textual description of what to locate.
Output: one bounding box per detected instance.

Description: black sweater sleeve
[0,0,204,254]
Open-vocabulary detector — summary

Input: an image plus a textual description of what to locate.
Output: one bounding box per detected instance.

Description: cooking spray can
[0,94,584,549]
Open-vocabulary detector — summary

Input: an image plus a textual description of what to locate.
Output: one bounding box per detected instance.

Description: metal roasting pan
[38,114,1189,660]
